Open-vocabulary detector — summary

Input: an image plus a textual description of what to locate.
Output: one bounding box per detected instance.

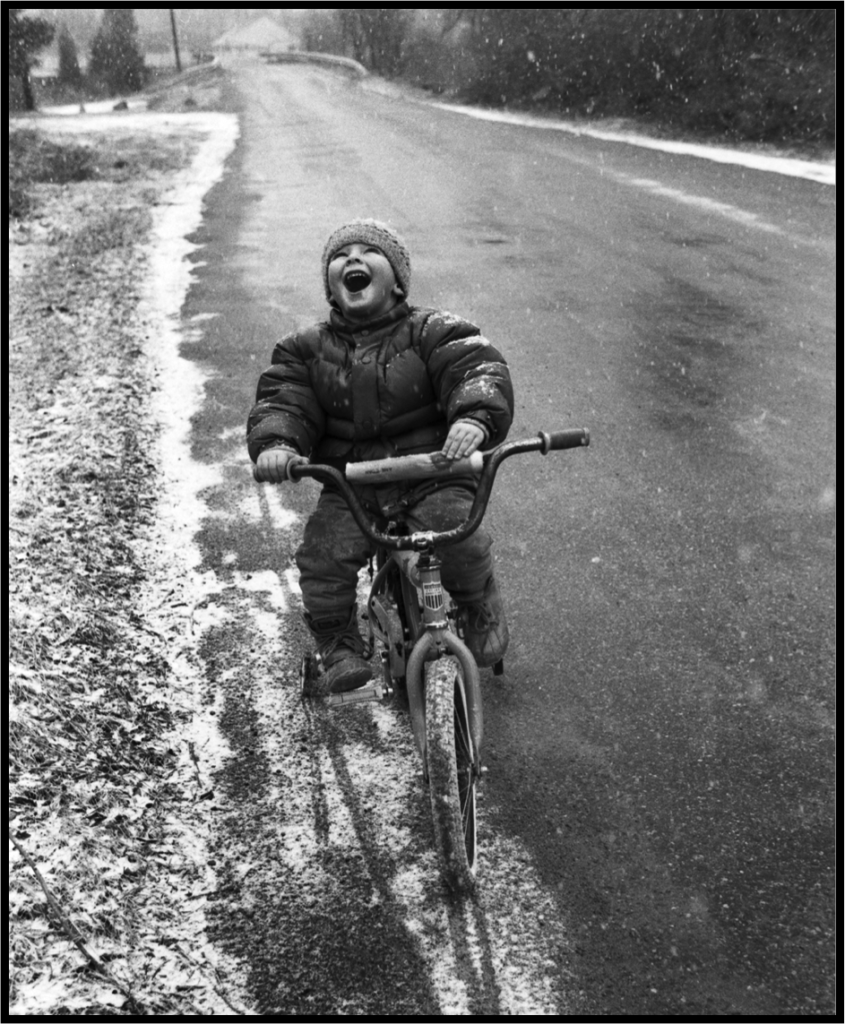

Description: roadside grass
[8,126,196,221]
[9,127,98,182]
[8,128,97,219]
[9,127,246,1016]
[8,537,172,1016]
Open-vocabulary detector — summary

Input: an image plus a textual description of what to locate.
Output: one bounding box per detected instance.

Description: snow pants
[295,484,494,620]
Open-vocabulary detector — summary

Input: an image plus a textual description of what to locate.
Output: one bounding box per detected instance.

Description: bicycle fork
[404,553,484,778]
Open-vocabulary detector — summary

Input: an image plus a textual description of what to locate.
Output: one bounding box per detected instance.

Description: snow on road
[28,105,580,1013]
[228,570,579,1014]
[33,74,830,1012]
[431,102,836,185]
[126,106,580,1013]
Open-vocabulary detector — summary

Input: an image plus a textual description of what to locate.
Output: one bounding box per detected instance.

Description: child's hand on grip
[255,447,300,483]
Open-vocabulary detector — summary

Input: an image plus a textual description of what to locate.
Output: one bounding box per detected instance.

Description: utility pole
[170,9,182,72]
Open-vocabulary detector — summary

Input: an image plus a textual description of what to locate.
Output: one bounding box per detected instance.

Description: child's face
[327,242,403,322]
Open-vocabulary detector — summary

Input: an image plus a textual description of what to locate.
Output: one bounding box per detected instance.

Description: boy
[248,219,514,693]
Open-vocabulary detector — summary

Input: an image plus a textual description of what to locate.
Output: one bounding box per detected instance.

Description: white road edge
[429,102,836,186]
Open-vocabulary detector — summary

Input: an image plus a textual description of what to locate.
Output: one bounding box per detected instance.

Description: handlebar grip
[285,456,309,481]
[538,428,590,453]
[252,455,308,482]
[346,450,483,483]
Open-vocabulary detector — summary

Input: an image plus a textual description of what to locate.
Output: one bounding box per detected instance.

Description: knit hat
[322,219,411,300]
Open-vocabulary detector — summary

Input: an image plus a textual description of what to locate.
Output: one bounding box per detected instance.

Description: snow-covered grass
[8,115,248,1016]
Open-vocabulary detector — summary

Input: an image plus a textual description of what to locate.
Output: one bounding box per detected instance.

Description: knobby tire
[425,656,478,893]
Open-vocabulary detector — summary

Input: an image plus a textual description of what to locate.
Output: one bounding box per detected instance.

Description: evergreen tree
[57,23,84,89]
[88,9,146,96]
[7,8,54,111]
[454,9,835,142]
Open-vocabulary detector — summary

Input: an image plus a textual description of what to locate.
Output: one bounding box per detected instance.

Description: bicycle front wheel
[425,655,478,893]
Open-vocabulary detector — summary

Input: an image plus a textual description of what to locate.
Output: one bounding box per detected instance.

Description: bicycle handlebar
[346,450,484,484]
[257,429,589,551]
[344,428,588,483]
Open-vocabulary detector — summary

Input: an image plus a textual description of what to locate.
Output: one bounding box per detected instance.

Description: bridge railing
[260,50,367,77]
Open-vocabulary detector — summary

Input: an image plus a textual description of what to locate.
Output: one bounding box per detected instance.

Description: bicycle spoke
[453,694,472,763]
[460,779,473,836]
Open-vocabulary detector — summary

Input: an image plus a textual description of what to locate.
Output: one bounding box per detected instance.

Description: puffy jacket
[247,302,514,469]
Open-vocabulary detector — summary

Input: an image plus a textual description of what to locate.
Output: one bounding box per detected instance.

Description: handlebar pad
[346,450,484,483]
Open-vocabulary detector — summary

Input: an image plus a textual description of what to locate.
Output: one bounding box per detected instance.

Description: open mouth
[343,269,372,293]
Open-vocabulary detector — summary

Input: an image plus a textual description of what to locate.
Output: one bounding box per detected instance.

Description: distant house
[30,54,61,81]
[212,18,297,52]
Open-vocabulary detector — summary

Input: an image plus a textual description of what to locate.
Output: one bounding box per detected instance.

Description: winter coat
[246,302,514,469]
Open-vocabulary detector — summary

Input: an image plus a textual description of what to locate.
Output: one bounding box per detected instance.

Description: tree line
[302,9,836,145]
[9,9,835,144]
[8,9,146,110]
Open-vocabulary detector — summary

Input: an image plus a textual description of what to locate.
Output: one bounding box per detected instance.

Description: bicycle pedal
[493,659,504,676]
[326,681,385,708]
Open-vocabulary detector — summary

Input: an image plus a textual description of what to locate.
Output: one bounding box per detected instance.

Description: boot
[456,577,509,668]
[306,608,372,693]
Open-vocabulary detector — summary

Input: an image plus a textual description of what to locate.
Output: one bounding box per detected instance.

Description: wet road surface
[181,59,835,1016]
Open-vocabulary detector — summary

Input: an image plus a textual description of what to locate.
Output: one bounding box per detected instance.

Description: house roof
[213,18,297,50]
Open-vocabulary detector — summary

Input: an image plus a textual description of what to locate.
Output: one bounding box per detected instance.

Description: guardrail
[144,57,224,96]
[260,50,367,77]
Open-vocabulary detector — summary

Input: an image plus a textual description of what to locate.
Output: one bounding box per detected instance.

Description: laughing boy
[248,219,514,692]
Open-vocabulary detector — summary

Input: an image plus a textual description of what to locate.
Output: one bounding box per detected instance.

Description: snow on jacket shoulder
[246,302,514,466]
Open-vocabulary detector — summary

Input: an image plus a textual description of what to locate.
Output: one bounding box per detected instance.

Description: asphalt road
[181,59,835,1016]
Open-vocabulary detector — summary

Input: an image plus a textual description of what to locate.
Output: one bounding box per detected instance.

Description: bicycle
[268,428,589,892]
